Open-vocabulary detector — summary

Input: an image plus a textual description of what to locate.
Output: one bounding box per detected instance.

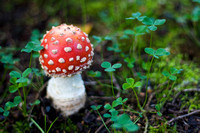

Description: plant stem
[132,88,142,110]
[22,86,27,114]
[47,117,58,133]
[123,104,140,114]
[44,115,46,133]
[97,110,111,133]
[149,32,153,48]
[142,56,154,108]
[81,0,86,31]
[31,118,45,133]
[0,67,8,86]
[29,52,33,68]
[110,72,115,98]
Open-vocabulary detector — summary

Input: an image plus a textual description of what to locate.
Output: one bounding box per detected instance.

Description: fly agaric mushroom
[39,24,93,116]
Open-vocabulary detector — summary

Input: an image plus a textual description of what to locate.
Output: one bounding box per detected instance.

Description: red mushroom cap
[39,24,94,77]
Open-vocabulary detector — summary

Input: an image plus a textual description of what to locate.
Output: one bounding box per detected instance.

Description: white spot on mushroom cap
[91,51,94,56]
[85,46,89,51]
[69,58,74,62]
[68,65,74,70]
[76,56,80,60]
[44,54,48,58]
[62,69,67,73]
[52,70,56,73]
[60,33,65,36]
[86,38,90,43]
[44,39,47,43]
[77,44,82,49]
[64,47,72,52]
[81,37,85,41]
[84,32,88,37]
[56,67,61,72]
[51,37,55,41]
[66,38,72,42]
[83,66,87,69]
[52,49,58,54]
[58,58,65,63]
[44,66,48,70]
[45,45,48,49]
[53,40,59,45]
[50,31,54,34]
[48,60,54,65]
[49,70,51,72]
[75,66,80,71]
[80,57,87,63]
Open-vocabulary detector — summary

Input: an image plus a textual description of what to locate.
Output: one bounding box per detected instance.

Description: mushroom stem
[46,74,86,116]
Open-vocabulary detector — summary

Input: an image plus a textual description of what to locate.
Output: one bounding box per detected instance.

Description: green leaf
[117,114,130,125]
[126,78,134,85]
[14,96,21,105]
[169,75,177,81]
[132,12,141,18]
[122,98,128,103]
[154,19,166,25]
[9,71,21,78]
[124,29,134,35]
[101,62,111,68]
[3,111,10,117]
[126,12,141,20]
[112,123,122,129]
[5,101,15,110]
[92,35,102,43]
[0,107,4,113]
[193,0,200,3]
[30,99,40,106]
[148,25,157,31]
[155,104,161,111]
[124,122,139,132]
[162,71,170,77]
[122,83,131,90]
[157,112,162,116]
[104,36,112,40]
[9,85,18,93]
[112,63,122,69]
[103,113,111,118]
[142,17,154,25]
[112,100,121,108]
[104,104,112,110]
[155,48,169,56]
[91,105,102,110]
[134,81,142,87]
[144,48,155,55]
[170,67,178,74]
[22,68,32,77]
[138,16,147,21]
[16,77,28,83]
[105,68,115,72]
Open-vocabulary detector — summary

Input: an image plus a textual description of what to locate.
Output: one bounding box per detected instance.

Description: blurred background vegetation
[1,0,200,132]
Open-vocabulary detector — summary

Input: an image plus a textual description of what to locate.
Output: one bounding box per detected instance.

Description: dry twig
[172,88,200,104]
[167,110,200,124]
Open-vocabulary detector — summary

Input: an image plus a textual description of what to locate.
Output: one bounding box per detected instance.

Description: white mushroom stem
[46,74,86,116]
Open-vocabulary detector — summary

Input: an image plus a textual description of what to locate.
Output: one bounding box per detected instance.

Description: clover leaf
[21,41,43,53]
[144,48,170,59]
[122,78,142,90]
[162,67,182,81]
[91,105,102,110]
[101,62,122,72]
[142,17,166,31]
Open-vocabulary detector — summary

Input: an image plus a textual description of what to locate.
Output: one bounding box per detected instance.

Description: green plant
[101,61,122,97]
[91,105,111,133]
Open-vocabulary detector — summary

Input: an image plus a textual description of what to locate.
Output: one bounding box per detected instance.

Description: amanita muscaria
[39,24,93,116]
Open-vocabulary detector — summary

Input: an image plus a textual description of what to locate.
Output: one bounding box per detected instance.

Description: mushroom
[39,24,94,116]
